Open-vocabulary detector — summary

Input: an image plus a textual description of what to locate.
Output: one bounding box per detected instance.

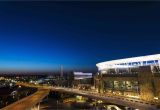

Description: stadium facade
[94,54,160,102]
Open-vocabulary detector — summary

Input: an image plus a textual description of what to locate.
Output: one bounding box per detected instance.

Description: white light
[96,54,160,70]
[126,95,139,99]
[101,71,106,74]
[74,72,92,75]
[154,97,158,100]
[9,83,13,87]
[97,100,103,103]
[74,72,92,80]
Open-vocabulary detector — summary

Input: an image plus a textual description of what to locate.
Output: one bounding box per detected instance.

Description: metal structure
[96,54,160,70]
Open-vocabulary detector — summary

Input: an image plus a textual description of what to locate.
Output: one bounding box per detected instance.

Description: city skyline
[0,2,160,72]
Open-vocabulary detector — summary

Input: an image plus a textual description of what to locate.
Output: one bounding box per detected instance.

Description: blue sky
[0,2,159,72]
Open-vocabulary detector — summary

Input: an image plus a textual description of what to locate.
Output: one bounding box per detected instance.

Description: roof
[96,54,160,70]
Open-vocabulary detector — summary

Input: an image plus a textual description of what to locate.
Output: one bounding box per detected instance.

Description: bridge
[1,88,49,110]
[2,82,160,110]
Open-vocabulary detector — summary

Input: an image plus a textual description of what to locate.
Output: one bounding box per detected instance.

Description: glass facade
[103,81,139,94]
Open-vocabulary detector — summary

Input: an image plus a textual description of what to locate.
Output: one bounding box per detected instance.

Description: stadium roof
[96,54,160,70]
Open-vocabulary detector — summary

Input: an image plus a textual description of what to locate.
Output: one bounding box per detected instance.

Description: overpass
[50,87,159,110]
[2,82,160,110]
[1,88,49,110]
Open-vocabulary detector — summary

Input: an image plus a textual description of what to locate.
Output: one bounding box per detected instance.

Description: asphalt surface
[3,82,160,110]
[1,89,49,110]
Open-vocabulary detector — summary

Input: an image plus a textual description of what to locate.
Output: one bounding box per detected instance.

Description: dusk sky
[0,2,159,72]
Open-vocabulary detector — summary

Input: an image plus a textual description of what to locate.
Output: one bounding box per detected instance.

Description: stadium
[94,54,160,102]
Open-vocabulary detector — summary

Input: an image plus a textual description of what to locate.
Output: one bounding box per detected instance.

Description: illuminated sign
[118,60,159,66]
[96,54,160,70]
[74,72,92,80]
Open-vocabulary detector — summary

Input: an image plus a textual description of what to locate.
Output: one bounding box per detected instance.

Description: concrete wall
[153,77,160,99]
[95,66,160,102]
[138,66,154,101]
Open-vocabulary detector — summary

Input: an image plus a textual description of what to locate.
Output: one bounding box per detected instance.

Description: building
[94,54,160,102]
[73,72,93,90]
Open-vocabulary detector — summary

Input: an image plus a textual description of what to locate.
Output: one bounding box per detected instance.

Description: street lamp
[56,100,58,110]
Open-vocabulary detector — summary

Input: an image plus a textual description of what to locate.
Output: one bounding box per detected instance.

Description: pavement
[1,89,49,110]
[3,82,160,110]
[50,87,159,110]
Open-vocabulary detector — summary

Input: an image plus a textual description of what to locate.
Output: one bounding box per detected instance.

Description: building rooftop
[96,54,160,70]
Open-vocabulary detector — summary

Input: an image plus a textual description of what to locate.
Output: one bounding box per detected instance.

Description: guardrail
[1,88,49,110]
[16,82,160,110]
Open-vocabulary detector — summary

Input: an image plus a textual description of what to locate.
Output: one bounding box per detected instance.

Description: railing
[1,89,49,110]
[14,82,160,110]
[102,73,138,77]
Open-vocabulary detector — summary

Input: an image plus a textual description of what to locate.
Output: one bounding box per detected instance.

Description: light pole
[56,100,58,110]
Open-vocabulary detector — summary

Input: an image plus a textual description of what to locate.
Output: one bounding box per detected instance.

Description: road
[50,87,159,110]
[4,82,159,110]
[1,89,49,110]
